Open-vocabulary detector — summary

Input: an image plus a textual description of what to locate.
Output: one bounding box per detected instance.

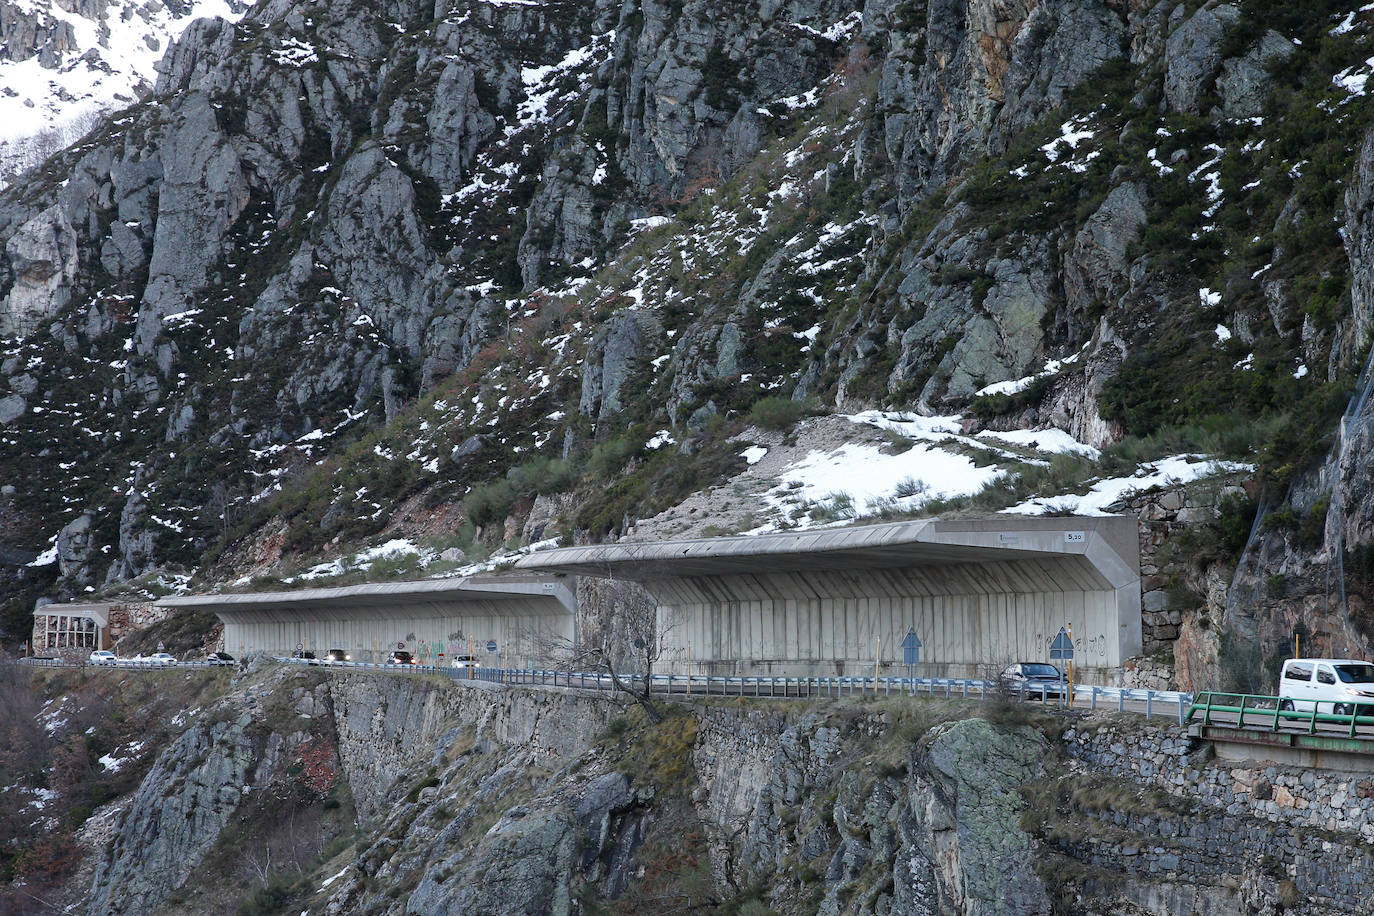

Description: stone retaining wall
[1067,720,1374,840]
[1064,718,1374,911]
[1109,486,1239,656]
[108,602,164,640]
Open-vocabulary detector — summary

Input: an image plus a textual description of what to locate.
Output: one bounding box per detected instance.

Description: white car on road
[1278,658,1374,715]
[88,650,116,665]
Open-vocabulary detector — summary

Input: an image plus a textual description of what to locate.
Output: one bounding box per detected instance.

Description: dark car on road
[387,650,416,665]
[206,651,235,666]
[325,648,351,662]
[999,662,1067,698]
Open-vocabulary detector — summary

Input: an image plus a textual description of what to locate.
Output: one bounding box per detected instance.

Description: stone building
[29,600,162,658]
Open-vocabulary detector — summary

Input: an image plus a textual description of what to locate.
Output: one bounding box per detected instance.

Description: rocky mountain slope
[0,0,249,185]
[2,0,1374,691]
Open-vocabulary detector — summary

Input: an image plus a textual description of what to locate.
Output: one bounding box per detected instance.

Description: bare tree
[206,479,245,541]
[0,108,104,188]
[538,570,671,723]
[240,845,274,887]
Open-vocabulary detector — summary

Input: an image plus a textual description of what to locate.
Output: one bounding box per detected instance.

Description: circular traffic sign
[486,640,497,653]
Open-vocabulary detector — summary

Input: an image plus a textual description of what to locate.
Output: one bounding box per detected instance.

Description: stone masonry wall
[1108,481,1251,659]
[1068,719,1374,840]
[1064,718,1374,912]
[106,602,163,641]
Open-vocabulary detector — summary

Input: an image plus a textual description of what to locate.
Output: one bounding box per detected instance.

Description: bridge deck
[1188,692,1374,772]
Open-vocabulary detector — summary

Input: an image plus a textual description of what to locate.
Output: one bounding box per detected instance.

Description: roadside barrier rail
[1073,684,1194,725]
[265,658,1191,720]
[1188,690,1374,738]
[15,657,230,669]
[11,656,1190,721]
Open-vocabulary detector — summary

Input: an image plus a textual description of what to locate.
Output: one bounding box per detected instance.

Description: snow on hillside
[1002,455,1252,516]
[754,412,1248,529]
[0,0,245,185]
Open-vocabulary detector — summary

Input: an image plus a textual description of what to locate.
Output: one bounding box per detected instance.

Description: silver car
[999,662,1066,698]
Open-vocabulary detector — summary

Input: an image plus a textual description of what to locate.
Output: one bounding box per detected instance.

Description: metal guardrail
[15,657,230,670]
[480,668,996,700]
[270,658,1193,721]
[1074,684,1194,725]
[274,656,998,698]
[1188,690,1374,738]
[10,656,1191,722]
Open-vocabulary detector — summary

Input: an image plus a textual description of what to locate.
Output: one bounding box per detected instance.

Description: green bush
[464,479,516,528]
[600,717,630,741]
[808,491,855,522]
[1295,495,1330,548]
[969,376,1051,421]
[584,434,644,481]
[747,396,810,430]
[404,775,440,803]
[507,456,578,496]
[237,877,293,915]
[893,476,928,499]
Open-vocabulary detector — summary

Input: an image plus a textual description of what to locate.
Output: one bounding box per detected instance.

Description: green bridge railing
[1187,691,1374,739]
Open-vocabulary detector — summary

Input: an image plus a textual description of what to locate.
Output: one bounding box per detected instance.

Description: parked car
[88,650,116,665]
[450,655,478,669]
[147,652,178,666]
[325,648,351,663]
[206,651,235,665]
[1278,658,1374,715]
[387,650,416,665]
[999,662,1067,698]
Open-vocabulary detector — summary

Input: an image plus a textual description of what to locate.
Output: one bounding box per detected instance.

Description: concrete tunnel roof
[515,516,1140,590]
[155,574,576,624]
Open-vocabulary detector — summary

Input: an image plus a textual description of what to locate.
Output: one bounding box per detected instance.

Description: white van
[1278,658,1374,715]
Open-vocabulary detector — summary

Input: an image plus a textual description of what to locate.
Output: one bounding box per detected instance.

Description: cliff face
[39,666,1374,916]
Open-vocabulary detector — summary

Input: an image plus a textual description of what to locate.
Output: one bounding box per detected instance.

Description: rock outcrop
[1,205,78,337]
[87,713,257,915]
